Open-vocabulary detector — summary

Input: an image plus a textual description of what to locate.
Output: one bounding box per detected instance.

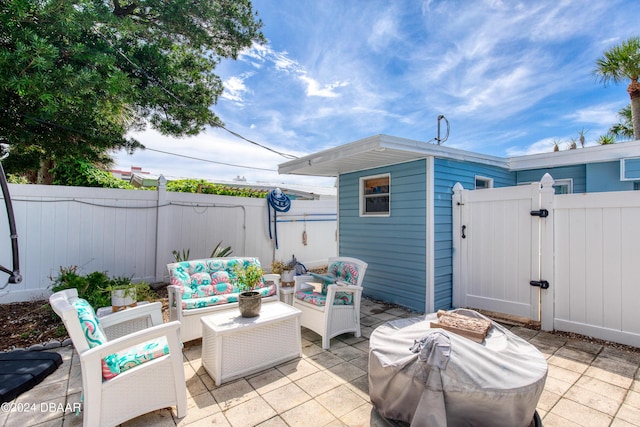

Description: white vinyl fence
[0,181,337,303]
[454,174,640,347]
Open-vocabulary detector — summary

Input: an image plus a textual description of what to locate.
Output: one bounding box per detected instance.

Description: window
[475,176,493,189]
[634,182,640,191]
[552,179,572,194]
[360,174,390,216]
[519,178,573,194]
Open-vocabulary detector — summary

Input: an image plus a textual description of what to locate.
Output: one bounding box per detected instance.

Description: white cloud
[563,102,624,127]
[299,75,349,98]
[368,12,400,51]
[506,137,558,156]
[221,73,254,104]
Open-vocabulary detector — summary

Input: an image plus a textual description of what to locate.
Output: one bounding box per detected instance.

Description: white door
[452,178,553,322]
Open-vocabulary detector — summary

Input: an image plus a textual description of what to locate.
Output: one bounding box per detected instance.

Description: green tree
[51,157,136,189]
[0,1,265,183]
[594,36,640,141]
[609,104,634,141]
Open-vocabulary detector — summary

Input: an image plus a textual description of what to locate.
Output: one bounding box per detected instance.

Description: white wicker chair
[293,257,368,349]
[49,289,187,427]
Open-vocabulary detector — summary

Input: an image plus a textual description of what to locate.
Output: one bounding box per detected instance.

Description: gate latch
[530,209,549,218]
[529,280,549,289]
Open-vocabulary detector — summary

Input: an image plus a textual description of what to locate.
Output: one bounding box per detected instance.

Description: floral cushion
[319,261,360,295]
[210,271,234,295]
[100,337,171,380]
[181,285,276,309]
[73,298,120,379]
[294,290,353,306]
[170,257,275,308]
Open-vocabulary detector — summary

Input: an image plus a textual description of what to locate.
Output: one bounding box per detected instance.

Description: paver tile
[222,395,277,427]
[616,403,640,425]
[280,399,337,427]
[549,398,612,426]
[211,379,258,411]
[261,382,311,414]
[247,368,292,395]
[315,385,368,418]
[564,383,622,415]
[295,370,342,397]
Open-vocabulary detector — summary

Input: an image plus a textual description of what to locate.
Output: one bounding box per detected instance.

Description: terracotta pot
[238,291,262,317]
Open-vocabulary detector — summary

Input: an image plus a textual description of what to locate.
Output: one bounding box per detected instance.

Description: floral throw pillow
[73,298,120,379]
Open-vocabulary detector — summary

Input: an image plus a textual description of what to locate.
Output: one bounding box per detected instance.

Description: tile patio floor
[2,298,640,427]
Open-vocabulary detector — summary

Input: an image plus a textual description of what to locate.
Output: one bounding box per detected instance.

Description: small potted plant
[105,277,138,312]
[103,278,154,313]
[270,260,286,275]
[234,264,264,317]
[280,256,298,284]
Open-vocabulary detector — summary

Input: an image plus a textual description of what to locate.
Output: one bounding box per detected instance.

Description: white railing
[0,182,337,303]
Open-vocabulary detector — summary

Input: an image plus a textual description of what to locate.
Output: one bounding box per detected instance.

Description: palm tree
[597,134,616,145]
[609,104,634,140]
[594,36,640,141]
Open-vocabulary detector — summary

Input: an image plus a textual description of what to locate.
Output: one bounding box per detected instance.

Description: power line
[93,27,298,160]
[143,147,276,171]
[2,108,279,172]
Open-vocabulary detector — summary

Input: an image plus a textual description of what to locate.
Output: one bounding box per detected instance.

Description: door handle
[461,225,466,239]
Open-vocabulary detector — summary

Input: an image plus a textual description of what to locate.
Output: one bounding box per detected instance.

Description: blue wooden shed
[279,135,640,313]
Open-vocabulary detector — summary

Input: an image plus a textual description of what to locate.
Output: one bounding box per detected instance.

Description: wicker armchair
[49,289,187,427]
[293,257,368,349]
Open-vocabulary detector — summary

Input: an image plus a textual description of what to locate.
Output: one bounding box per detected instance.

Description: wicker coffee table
[201,301,302,385]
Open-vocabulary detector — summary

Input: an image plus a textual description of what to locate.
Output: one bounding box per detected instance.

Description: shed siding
[587,161,636,192]
[339,160,427,312]
[516,165,586,193]
[433,158,516,310]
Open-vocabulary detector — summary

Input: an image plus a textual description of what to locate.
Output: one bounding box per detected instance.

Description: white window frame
[552,178,573,194]
[474,176,494,190]
[620,157,640,181]
[519,178,573,194]
[359,173,390,217]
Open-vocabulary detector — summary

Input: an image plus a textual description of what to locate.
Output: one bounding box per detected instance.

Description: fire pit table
[368,309,547,427]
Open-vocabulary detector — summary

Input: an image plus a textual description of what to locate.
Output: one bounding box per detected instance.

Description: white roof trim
[279,135,640,177]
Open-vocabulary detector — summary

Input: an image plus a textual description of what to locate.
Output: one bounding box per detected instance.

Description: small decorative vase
[111,287,137,312]
[281,269,295,283]
[238,291,262,317]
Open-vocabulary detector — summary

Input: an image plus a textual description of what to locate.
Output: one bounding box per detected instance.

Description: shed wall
[339,161,427,312]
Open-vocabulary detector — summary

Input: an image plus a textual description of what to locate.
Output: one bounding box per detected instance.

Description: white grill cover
[368,309,547,427]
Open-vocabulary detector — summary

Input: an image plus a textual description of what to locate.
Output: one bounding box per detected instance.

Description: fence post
[155,175,169,283]
[452,182,464,308]
[539,173,555,331]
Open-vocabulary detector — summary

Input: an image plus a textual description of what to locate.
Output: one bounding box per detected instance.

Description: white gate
[452,174,555,326]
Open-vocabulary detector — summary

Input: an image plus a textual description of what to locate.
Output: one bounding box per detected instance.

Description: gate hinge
[530,209,549,218]
[529,280,549,289]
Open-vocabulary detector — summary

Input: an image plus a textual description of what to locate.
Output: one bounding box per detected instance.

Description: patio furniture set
[48,256,369,426]
[48,255,547,426]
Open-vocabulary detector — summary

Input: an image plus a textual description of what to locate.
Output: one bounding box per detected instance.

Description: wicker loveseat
[167,257,280,342]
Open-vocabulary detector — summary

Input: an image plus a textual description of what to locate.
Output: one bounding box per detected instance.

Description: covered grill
[368,309,547,427]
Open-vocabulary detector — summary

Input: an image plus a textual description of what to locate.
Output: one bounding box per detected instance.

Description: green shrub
[166,179,268,198]
[50,266,157,308]
[50,266,111,308]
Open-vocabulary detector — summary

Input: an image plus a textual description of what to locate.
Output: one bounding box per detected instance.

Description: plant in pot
[103,278,154,313]
[281,256,298,283]
[234,264,264,318]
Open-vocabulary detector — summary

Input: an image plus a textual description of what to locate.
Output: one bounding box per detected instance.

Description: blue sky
[113,0,640,186]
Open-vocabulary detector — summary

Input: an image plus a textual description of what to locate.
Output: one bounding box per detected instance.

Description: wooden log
[430,310,492,343]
